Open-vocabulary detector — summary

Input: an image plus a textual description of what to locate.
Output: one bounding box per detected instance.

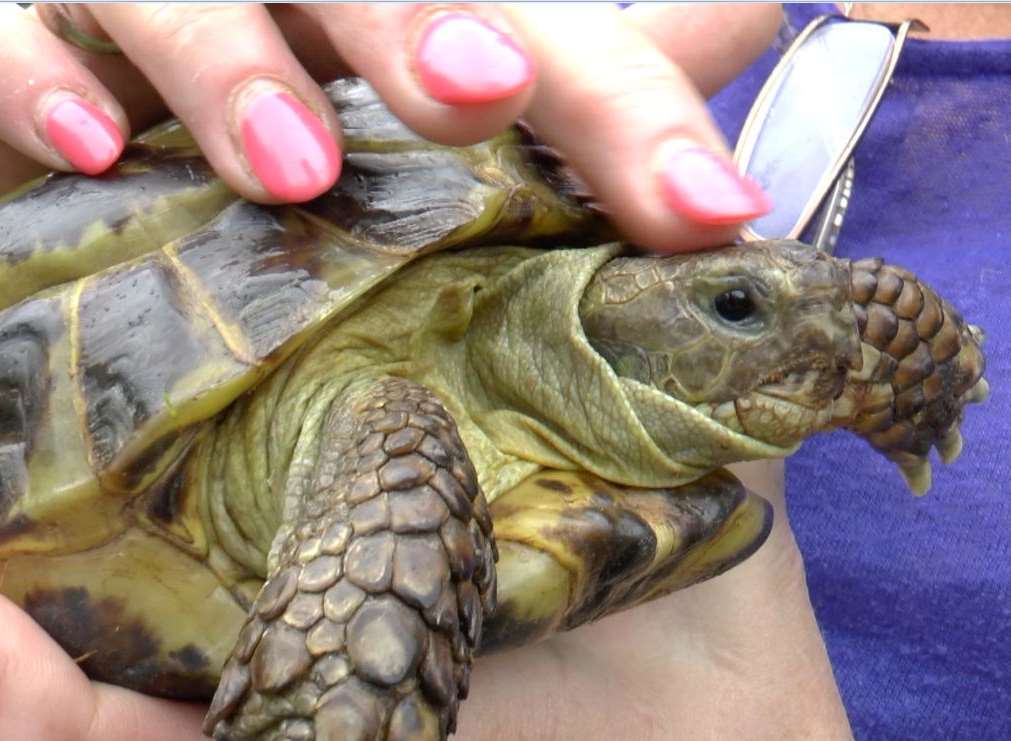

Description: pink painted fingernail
[240,91,341,202]
[659,145,772,225]
[415,13,535,105]
[44,97,123,175]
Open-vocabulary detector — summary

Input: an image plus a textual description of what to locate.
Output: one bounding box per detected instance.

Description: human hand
[0,2,781,253]
[0,462,850,740]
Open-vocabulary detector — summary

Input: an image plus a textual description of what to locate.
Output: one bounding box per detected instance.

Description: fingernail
[659,145,772,225]
[240,90,341,202]
[415,13,535,105]
[44,97,123,175]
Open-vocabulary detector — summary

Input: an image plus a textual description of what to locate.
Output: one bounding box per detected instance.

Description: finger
[0,596,204,741]
[35,3,354,126]
[501,5,774,253]
[0,5,127,176]
[8,4,351,194]
[88,684,205,741]
[302,3,537,146]
[37,3,779,130]
[88,3,342,203]
[0,4,171,192]
[33,4,173,128]
[625,2,784,97]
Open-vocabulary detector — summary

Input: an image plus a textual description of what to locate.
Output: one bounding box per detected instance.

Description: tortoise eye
[714,288,755,322]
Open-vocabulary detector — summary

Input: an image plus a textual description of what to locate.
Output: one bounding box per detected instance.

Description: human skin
[0,3,854,738]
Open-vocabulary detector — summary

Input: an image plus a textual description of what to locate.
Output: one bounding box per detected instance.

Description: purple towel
[709,4,1010,738]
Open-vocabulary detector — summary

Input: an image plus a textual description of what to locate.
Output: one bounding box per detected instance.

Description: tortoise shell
[0,78,605,557]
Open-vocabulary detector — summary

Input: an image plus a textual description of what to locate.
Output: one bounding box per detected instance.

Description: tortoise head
[580,239,990,493]
[579,240,862,449]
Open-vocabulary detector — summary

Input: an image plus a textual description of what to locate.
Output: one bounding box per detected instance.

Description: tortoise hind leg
[204,378,495,740]
[481,469,772,654]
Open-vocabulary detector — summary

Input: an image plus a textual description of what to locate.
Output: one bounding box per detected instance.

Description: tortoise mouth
[693,390,836,448]
[755,355,849,411]
[692,354,849,447]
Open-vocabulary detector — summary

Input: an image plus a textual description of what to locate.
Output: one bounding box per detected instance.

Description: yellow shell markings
[87,256,247,491]
[163,391,179,420]
[162,241,257,365]
[67,275,87,441]
[131,117,202,152]
[0,170,239,312]
[61,195,427,503]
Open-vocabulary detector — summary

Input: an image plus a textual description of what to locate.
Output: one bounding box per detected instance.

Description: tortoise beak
[842,327,864,373]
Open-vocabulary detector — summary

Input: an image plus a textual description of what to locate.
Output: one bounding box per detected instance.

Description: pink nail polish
[659,146,772,225]
[240,91,341,202]
[45,98,123,175]
[416,13,535,105]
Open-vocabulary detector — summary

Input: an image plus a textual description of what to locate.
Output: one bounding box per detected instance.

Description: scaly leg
[204,378,495,740]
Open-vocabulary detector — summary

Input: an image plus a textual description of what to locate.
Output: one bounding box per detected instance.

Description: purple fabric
[709,5,1010,739]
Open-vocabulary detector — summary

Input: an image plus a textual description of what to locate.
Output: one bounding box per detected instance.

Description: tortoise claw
[968,323,986,346]
[937,426,964,465]
[967,377,990,404]
[896,455,933,496]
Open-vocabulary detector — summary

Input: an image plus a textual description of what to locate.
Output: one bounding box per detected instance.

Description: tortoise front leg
[482,469,772,653]
[204,378,495,740]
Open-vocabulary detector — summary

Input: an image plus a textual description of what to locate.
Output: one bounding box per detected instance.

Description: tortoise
[0,78,988,740]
